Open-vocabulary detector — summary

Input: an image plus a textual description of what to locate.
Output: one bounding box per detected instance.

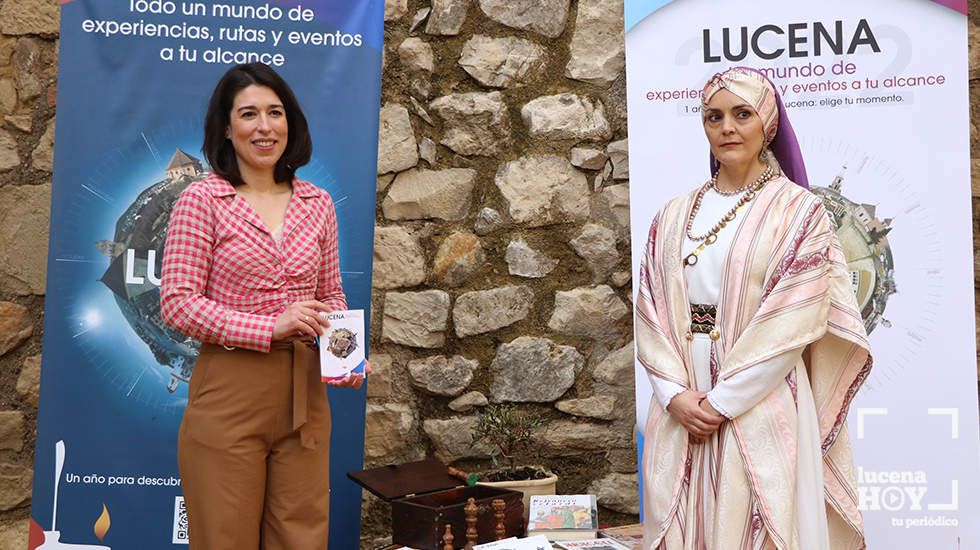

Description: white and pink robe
[637,177,871,550]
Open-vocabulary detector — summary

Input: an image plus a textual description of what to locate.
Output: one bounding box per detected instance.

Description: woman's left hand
[325,360,372,390]
[689,398,726,445]
[699,398,721,417]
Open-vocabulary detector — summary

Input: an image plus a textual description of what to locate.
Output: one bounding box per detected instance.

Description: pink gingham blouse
[160,174,347,353]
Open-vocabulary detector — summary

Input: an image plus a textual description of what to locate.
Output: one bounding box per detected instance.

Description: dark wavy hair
[202,63,311,186]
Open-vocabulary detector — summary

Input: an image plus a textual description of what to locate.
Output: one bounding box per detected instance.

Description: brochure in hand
[317,309,366,381]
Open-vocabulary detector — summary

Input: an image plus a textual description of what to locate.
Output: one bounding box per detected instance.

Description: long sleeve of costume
[706,345,803,419]
[648,372,686,409]
[160,187,277,352]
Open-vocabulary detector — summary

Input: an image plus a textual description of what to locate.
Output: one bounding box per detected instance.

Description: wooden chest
[349,459,525,549]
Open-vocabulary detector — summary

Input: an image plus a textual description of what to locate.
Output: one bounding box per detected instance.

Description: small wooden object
[347,459,525,548]
[447,466,477,486]
[442,524,454,550]
[492,498,506,540]
[464,497,478,550]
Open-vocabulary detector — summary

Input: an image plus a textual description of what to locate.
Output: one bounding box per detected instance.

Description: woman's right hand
[666,390,725,441]
[272,300,332,341]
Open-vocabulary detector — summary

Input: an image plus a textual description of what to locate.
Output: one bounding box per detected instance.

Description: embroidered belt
[688,304,720,341]
[690,303,717,332]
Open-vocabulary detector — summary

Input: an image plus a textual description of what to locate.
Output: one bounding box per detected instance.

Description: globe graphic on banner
[96,149,205,394]
[811,165,897,335]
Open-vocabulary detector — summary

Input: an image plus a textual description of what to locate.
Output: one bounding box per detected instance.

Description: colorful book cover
[318,309,366,381]
[527,495,598,532]
[528,494,599,541]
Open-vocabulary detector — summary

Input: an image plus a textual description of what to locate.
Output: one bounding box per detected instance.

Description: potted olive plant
[470,403,558,518]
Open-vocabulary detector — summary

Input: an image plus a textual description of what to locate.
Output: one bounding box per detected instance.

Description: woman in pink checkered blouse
[160,62,366,550]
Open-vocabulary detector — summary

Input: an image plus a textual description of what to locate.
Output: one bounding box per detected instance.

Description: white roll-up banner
[625,1,978,547]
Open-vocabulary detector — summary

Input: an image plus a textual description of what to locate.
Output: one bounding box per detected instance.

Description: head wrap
[701,66,809,188]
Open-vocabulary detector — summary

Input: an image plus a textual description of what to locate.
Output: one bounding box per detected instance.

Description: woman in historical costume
[637,67,872,549]
[160,62,367,549]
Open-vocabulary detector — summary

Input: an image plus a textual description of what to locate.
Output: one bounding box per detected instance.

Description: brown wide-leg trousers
[178,341,331,550]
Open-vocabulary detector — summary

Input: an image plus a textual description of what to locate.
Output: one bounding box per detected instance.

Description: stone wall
[0,0,59,545]
[363,0,638,545]
[0,0,977,548]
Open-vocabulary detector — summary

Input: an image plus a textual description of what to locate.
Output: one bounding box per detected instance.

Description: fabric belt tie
[266,339,317,450]
[292,340,313,449]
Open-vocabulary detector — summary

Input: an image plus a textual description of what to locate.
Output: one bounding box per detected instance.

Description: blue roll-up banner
[29,1,382,547]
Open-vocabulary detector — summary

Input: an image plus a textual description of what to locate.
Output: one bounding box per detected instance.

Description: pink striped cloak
[637,178,871,549]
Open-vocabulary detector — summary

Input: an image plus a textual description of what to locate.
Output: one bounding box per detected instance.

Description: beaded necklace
[683,165,774,267]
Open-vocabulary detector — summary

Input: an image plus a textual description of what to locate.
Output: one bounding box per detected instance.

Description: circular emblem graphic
[97,148,206,394]
[327,328,358,359]
[811,164,897,335]
[802,136,944,391]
